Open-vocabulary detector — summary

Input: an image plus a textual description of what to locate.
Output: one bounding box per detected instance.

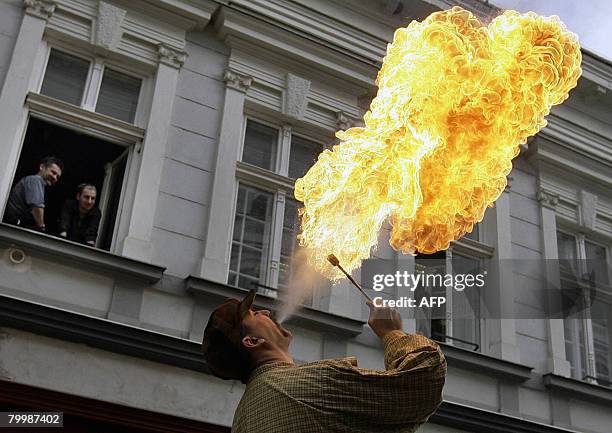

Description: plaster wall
[152,27,228,278]
[0,327,240,427]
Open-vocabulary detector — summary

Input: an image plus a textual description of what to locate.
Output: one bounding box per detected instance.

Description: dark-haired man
[58,183,101,246]
[4,156,63,231]
[202,290,446,433]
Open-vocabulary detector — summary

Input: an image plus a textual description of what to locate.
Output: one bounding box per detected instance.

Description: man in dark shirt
[4,156,64,231]
[59,183,102,246]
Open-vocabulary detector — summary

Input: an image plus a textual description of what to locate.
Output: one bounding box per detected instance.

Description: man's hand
[367,301,402,339]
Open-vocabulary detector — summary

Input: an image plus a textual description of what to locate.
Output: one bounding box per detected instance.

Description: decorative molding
[284,73,310,120]
[335,111,360,131]
[432,400,580,433]
[95,2,126,50]
[543,373,612,406]
[186,276,366,337]
[504,175,513,193]
[0,223,164,283]
[579,190,598,230]
[439,342,533,382]
[0,294,206,374]
[223,69,253,93]
[24,0,56,20]
[26,92,145,144]
[537,188,560,210]
[158,43,187,69]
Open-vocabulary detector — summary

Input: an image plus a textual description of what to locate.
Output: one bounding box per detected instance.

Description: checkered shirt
[232,331,446,433]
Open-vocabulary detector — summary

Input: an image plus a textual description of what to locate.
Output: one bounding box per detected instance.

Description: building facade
[0,0,611,431]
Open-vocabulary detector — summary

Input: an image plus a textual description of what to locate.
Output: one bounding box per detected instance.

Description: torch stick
[327,254,373,302]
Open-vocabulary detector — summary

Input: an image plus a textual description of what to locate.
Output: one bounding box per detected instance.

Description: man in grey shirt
[4,156,64,232]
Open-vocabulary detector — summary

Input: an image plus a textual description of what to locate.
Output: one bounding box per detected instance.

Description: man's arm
[314,303,446,428]
[58,201,71,236]
[84,209,102,246]
[24,176,46,231]
[31,207,45,231]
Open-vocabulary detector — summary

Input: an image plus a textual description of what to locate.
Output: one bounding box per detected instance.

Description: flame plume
[294,7,582,279]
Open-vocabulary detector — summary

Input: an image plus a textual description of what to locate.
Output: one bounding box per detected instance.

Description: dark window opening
[4,117,128,251]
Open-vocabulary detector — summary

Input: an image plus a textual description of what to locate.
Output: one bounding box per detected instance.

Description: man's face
[77,187,96,212]
[241,308,292,351]
[40,163,62,186]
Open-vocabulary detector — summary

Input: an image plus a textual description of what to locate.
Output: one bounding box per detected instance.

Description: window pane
[242,121,278,171]
[452,254,481,350]
[95,68,141,123]
[229,185,273,290]
[289,135,323,179]
[557,232,579,278]
[585,241,609,285]
[41,49,89,106]
[564,318,587,380]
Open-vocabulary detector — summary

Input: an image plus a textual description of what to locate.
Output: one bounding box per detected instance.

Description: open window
[5,117,129,251]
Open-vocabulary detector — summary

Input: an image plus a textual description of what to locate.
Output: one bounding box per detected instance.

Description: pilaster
[538,187,572,377]
[0,0,57,213]
[198,68,253,282]
[121,46,183,262]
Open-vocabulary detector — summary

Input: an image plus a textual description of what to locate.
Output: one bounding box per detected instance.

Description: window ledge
[186,276,366,337]
[0,294,206,373]
[26,92,145,144]
[543,373,612,405]
[433,400,580,433]
[439,342,533,382]
[0,223,164,283]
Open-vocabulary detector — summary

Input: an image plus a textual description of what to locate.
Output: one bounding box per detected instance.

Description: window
[558,230,612,386]
[40,48,143,124]
[415,224,491,352]
[230,119,328,303]
[3,117,129,251]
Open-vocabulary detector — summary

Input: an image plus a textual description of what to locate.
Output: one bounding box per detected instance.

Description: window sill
[0,223,164,283]
[439,342,533,382]
[186,276,366,337]
[543,373,612,405]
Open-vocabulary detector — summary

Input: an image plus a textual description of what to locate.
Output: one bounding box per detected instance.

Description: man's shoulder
[23,175,45,187]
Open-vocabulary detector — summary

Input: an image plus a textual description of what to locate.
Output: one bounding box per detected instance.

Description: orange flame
[294,7,582,279]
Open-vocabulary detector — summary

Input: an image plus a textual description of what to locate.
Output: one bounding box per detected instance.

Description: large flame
[294,7,582,279]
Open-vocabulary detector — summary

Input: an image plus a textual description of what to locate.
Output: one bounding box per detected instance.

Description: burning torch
[327,254,373,302]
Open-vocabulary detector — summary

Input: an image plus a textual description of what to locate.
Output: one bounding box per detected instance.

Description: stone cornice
[0,294,206,373]
[582,49,612,90]
[439,342,533,382]
[432,400,580,433]
[224,69,253,93]
[158,43,188,69]
[215,6,377,89]
[543,373,612,406]
[24,0,56,20]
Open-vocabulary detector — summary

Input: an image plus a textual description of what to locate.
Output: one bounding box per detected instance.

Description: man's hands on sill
[367,301,403,340]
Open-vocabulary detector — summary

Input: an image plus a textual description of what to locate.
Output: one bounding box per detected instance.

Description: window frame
[557,226,612,386]
[35,43,149,127]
